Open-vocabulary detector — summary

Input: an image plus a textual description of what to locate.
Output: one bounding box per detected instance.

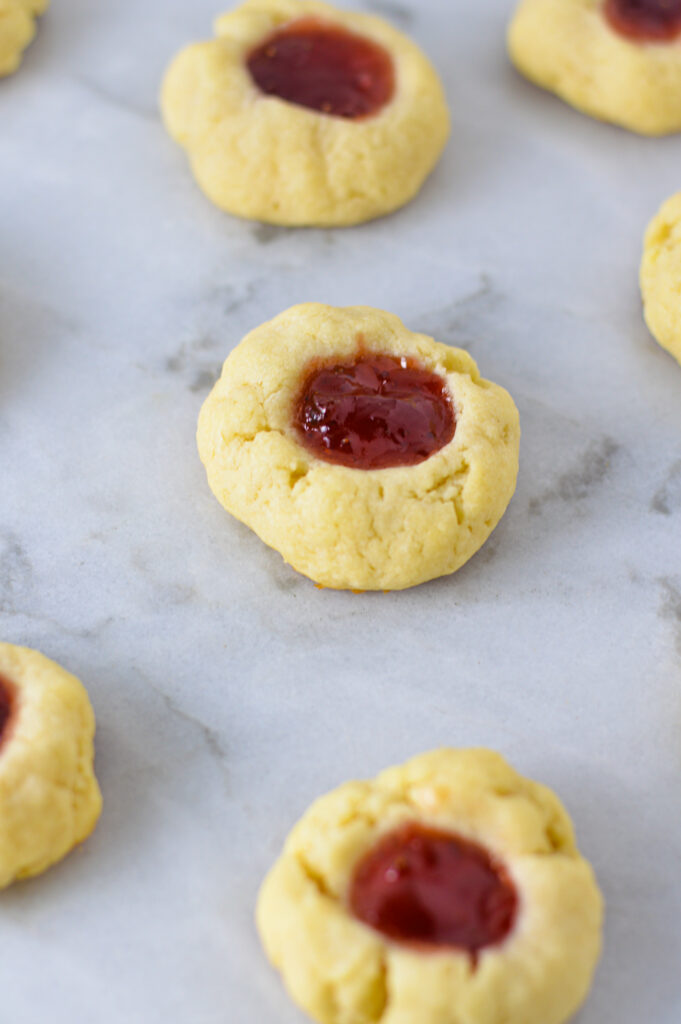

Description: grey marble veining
[1,1,681,1022]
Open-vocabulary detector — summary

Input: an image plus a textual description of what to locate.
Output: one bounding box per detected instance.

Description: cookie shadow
[549,761,681,1024]
[0,649,229,913]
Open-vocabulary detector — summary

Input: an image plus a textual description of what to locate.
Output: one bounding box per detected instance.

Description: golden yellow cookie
[161,0,449,225]
[641,192,681,367]
[257,748,603,1024]
[197,304,520,591]
[508,0,681,135]
[0,643,102,888]
[0,0,48,77]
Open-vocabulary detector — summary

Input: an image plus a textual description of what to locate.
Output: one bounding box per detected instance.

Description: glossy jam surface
[247,17,394,119]
[294,354,455,470]
[604,0,681,41]
[0,675,14,747]
[349,824,518,954]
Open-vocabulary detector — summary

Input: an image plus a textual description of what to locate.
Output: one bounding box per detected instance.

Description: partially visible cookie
[197,304,520,591]
[161,0,449,225]
[0,0,48,77]
[257,748,603,1024]
[509,0,681,135]
[0,643,102,887]
[641,192,681,368]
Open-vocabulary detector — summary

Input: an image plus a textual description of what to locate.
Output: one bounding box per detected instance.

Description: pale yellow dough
[161,0,450,225]
[257,748,603,1024]
[0,643,102,888]
[197,304,520,591]
[0,0,47,77]
[641,192,681,367]
[509,0,681,135]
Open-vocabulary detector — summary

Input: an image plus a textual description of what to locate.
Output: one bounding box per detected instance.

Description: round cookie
[508,0,681,135]
[197,304,520,591]
[0,0,48,77]
[641,192,681,367]
[0,643,102,887]
[257,748,603,1024]
[161,0,449,226]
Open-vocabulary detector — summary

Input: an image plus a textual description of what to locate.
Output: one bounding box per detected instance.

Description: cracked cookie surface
[197,304,520,591]
[508,0,681,135]
[161,0,449,225]
[641,192,681,368]
[257,748,603,1024]
[0,643,101,888]
[0,0,47,77]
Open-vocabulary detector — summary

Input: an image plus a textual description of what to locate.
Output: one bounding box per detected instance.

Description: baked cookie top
[0,643,102,887]
[508,0,681,135]
[0,0,47,77]
[641,192,681,369]
[197,304,520,591]
[161,0,449,225]
[257,748,603,1024]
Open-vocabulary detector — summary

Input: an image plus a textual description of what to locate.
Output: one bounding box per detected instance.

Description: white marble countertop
[2,0,681,1021]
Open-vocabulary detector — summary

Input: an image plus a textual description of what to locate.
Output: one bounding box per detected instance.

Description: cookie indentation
[604,0,681,41]
[349,823,518,955]
[0,675,13,747]
[247,17,394,118]
[294,354,455,469]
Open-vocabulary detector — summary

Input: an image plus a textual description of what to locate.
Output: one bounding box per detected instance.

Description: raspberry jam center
[0,675,15,748]
[294,354,456,470]
[247,17,395,119]
[349,824,518,955]
[604,0,681,41]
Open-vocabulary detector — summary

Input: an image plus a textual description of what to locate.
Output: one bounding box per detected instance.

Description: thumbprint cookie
[641,192,681,367]
[257,748,603,1024]
[161,0,449,225]
[0,643,101,888]
[0,0,47,77]
[197,304,520,591]
[509,0,681,135]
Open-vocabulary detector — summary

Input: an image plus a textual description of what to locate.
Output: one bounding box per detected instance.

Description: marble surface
[1,0,681,1020]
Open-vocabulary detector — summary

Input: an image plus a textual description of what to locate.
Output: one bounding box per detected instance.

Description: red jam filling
[247,17,395,119]
[0,675,15,748]
[294,354,455,470]
[349,824,518,955]
[604,0,681,41]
